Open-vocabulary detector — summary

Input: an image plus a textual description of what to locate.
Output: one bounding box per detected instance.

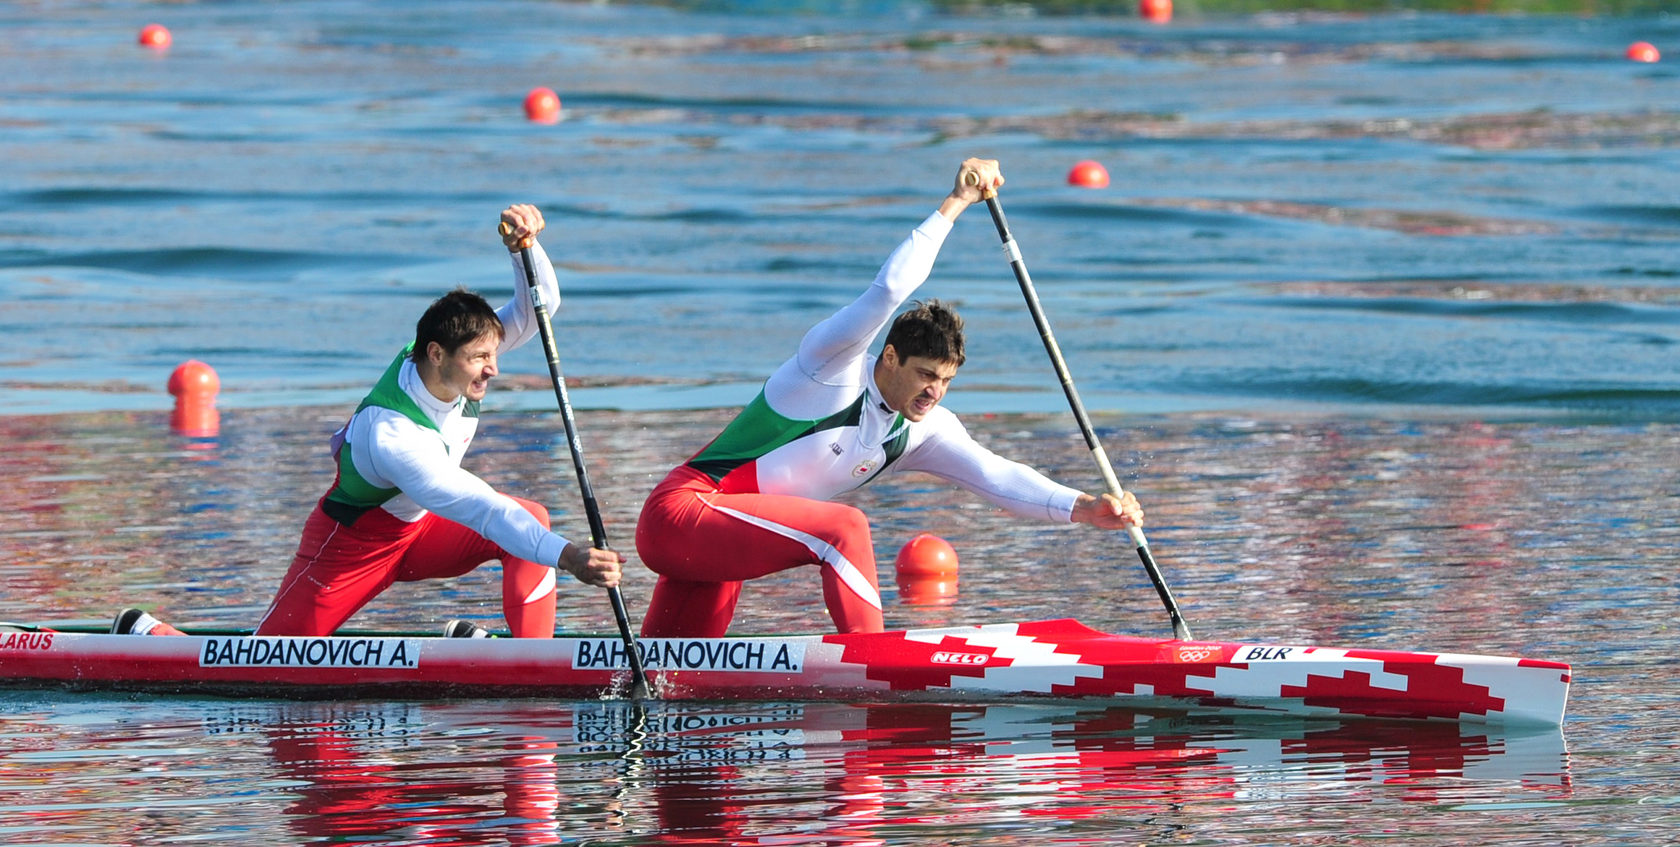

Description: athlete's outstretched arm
[902,415,1144,529]
[362,413,572,568]
[895,409,1082,523]
[787,216,951,383]
[494,203,560,354]
[766,159,1000,418]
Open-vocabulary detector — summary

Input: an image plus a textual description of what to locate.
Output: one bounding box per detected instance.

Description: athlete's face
[876,345,958,422]
[428,331,500,403]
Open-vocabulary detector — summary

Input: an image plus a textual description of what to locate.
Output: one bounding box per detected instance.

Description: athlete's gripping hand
[1071,491,1144,531]
[559,543,625,588]
[955,158,1002,200]
[500,204,546,252]
[938,158,1003,222]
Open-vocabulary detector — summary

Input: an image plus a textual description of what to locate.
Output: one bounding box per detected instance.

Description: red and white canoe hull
[0,619,1569,725]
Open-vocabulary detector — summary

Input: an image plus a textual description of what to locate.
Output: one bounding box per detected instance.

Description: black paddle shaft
[507,227,651,696]
[978,191,1193,641]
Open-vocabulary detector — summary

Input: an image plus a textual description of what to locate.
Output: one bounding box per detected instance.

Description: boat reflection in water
[217,700,1570,844]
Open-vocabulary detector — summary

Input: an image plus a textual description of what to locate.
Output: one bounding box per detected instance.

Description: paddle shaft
[968,177,1192,640]
[504,224,650,696]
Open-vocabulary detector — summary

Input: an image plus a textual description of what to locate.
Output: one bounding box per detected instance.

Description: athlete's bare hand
[1071,491,1143,531]
[559,543,624,588]
[500,203,545,252]
[938,158,1003,222]
[954,157,1002,199]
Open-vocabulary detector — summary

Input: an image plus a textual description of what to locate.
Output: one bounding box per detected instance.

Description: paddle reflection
[227,701,1570,844]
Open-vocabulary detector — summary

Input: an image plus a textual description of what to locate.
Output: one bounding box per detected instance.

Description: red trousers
[635,465,883,638]
[256,496,557,637]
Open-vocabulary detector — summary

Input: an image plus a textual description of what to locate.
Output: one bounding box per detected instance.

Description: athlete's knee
[513,497,551,529]
[825,505,875,557]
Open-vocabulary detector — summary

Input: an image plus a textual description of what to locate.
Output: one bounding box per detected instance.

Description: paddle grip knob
[962,168,997,199]
[500,220,531,251]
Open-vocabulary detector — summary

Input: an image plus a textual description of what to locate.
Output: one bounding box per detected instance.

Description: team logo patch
[852,460,877,477]
[1174,645,1221,663]
[930,651,990,666]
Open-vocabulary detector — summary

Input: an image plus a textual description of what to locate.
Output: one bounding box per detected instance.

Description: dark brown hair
[883,299,965,366]
[412,288,504,362]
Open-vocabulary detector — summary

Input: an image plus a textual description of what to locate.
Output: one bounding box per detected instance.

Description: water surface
[3,1,1679,419]
[4,408,1677,843]
[2,1,1679,844]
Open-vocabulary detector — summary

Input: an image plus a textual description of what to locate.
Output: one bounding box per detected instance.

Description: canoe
[0,618,1569,726]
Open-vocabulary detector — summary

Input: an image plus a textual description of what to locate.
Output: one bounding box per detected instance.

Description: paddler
[241,204,622,638]
[635,158,1145,638]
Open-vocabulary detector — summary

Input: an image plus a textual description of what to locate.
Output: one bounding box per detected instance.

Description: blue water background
[3,1,1680,845]
[5,1,1680,419]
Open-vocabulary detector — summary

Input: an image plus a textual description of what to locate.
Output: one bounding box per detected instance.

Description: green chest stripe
[324,346,479,524]
[875,421,911,475]
[688,391,906,484]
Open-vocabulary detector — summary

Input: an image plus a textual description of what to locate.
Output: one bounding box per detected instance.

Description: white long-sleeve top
[686,212,1084,523]
[328,241,572,568]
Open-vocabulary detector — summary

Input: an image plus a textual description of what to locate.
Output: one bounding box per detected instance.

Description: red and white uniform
[257,243,573,638]
[637,212,1081,638]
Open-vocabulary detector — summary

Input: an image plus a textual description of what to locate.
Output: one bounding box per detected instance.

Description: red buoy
[895,534,958,606]
[1140,0,1172,24]
[168,359,219,397]
[895,533,958,578]
[523,87,562,124]
[138,24,172,50]
[168,360,220,438]
[1627,42,1660,63]
[1067,159,1110,189]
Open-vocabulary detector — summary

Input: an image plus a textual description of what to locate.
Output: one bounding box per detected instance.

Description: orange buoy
[1066,159,1110,189]
[1627,41,1660,63]
[895,533,958,578]
[168,360,220,438]
[1139,0,1172,24]
[895,535,958,605]
[138,24,172,50]
[523,87,561,124]
[168,359,219,397]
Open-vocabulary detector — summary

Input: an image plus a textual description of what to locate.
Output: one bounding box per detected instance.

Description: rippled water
[5,1,1680,419]
[0,697,1582,846]
[4,0,1680,844]
[3,408,1678,843]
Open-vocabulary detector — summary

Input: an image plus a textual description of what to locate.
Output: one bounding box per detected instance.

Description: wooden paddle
[964,171,1193,640]
[502,220,652,697]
